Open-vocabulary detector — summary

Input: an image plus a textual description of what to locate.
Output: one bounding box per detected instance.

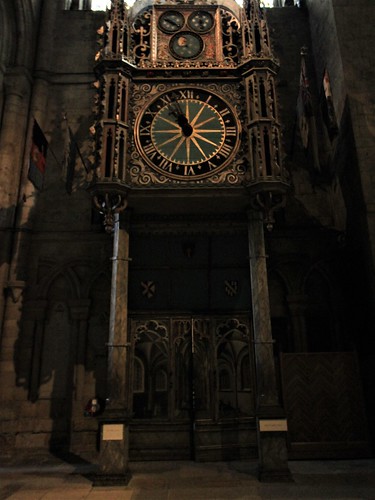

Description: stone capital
[5,280,26,303]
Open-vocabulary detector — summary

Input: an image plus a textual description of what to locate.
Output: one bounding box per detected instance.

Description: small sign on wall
[102,424,124,441]
[259,419,288,432]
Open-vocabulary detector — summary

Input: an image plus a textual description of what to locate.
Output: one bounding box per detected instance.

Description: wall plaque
[259,419,288,432]
[102,423,124,441]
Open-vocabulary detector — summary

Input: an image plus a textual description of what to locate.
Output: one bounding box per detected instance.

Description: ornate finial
[249,190,287,231]
[92,192,128,233]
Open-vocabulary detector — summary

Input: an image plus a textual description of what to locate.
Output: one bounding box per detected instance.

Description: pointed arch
[38,265,81,301]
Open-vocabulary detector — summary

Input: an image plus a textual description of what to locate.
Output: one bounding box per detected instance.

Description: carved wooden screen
[281,352,371,459]
[130,316,255,421]
[129,315,257,461]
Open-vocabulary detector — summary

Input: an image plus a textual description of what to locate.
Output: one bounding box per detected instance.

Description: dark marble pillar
[94,212,131,486]
[247,209,292,482]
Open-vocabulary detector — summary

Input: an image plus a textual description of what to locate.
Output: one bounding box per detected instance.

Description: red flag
[28,120,48,190]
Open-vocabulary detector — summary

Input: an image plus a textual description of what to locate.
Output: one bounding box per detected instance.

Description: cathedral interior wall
[0,2,374,458]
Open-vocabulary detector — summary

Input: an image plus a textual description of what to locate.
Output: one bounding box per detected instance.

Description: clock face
[170,32,204,59]
[188,11,214,33]
[158,11,185,33]
[135,88,240,180]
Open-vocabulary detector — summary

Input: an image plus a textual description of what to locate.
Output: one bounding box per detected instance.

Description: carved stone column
[0,68,32,340]
[70,301,91,407]
[247,209,291,482]
[0,68,31,215]
[26,300,48,402]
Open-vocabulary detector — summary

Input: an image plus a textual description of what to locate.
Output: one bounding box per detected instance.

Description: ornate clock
[134,87,240,180]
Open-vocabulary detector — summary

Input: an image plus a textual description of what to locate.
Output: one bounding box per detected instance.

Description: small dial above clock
[158,11,185,33]
[188,11,214,33]
[170,32,204,59]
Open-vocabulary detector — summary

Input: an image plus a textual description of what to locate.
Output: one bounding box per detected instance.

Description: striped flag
[63,118,89,194]
[28,120,48,190]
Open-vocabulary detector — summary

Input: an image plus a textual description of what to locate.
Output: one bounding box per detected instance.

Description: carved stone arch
[279,257,310,296]
[85,266,111,299]
[59,259,105,300]
[302,260,335,295]
[38,265,81,301]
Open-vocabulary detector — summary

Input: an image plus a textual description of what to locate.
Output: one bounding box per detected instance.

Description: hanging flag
[29,119,48,190]
[296,50,313,149]
[63,118,89,194]
[295,49,320,170]
[64,126,77,195]
[321,68,338,140]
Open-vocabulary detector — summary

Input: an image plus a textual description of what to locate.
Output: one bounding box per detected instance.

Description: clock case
[127,2,248,188]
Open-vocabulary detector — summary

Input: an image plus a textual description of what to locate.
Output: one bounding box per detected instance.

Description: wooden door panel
[281,352,371,459]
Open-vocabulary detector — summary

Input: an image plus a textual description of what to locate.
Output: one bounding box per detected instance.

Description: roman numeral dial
[135,88,240,180]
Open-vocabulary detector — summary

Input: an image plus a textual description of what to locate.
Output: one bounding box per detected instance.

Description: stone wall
[0,2,374,457]
[305,0,375,448]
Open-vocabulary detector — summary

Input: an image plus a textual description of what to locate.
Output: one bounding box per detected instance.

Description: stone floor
[1,456,375,499]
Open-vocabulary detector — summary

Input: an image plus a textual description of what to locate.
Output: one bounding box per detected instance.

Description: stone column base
[257,418,293,482]
[258,465,293,483]
[92,420,131,487]
[92,471,132,487]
